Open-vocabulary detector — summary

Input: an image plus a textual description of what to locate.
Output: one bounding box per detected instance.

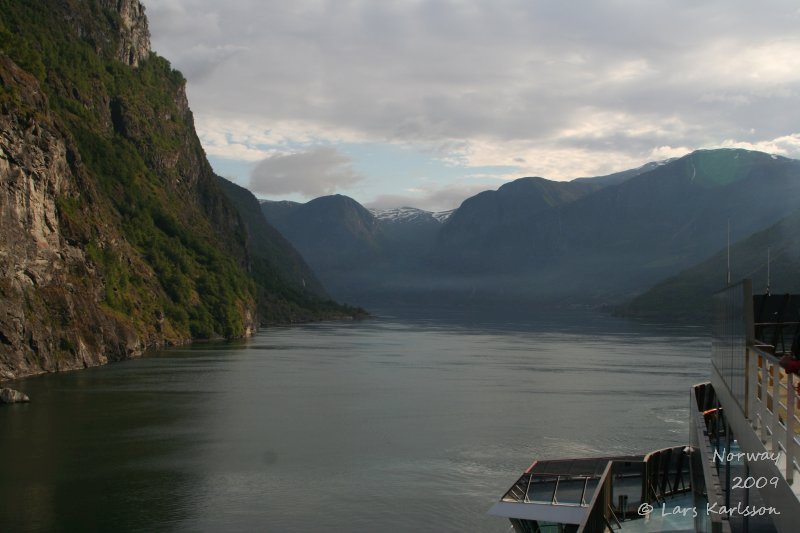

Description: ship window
[582,478,600,504]
[527,476,558,503]
[553,477,587,505]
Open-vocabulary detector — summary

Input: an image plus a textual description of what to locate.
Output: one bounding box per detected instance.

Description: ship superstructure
[490,280,800,532]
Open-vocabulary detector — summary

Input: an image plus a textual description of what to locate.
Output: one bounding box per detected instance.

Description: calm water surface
[1,312,709,532]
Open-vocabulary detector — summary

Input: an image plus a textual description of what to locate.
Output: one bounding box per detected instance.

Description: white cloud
[194,115,370,162]
[719,134,800,157]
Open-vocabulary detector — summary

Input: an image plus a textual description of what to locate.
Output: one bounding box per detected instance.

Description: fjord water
[1,312,708,532]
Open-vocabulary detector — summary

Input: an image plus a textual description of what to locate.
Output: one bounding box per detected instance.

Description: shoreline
[1,312,371,385]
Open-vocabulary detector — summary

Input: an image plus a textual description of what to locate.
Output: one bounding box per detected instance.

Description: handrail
[692,385,731,533]
[500,472,595,507]
[747,345,800,483]
[643,445,692,505]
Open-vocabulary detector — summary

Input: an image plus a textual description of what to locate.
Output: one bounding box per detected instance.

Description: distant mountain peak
[369,206,425,220]
[572,157,679,186]
[683,147,790,162]
[669,147,795,188]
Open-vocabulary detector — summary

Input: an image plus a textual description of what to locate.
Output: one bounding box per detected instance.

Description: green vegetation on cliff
[2,1,252,338]
[0,0,358,378]
[216,177,365,323]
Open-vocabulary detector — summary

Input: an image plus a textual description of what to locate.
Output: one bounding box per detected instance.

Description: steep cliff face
[101,0,150,66]
[0,0,345,380]
[0,55,142,379]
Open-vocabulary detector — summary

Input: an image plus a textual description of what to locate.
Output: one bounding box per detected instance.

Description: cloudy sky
[145,0,800,211]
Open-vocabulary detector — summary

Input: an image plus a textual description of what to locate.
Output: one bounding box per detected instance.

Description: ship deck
[616,492,695,533]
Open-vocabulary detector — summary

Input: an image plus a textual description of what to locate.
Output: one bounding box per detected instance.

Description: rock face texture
[0,388,30,404]
[0,54,128,378]
[101,0,151,66]
[0,0,345,381]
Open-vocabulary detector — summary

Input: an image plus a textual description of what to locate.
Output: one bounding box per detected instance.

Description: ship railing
[692,383,733,533]
[746,344,800,483]
[500,472,598,506]
[643,446,692,503]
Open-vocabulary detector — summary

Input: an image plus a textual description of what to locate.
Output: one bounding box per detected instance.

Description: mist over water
[0,312,709,532]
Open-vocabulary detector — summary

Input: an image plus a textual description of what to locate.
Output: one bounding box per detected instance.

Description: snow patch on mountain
[369,207,454,223]
[432,209,454,222]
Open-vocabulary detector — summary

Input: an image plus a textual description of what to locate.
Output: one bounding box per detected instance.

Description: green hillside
[0,0,358,379]
[217,178,364,322]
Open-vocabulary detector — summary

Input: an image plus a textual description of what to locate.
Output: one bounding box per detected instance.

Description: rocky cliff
[0,0,349,381]
[0,54,127,379]
[101,0,150,66]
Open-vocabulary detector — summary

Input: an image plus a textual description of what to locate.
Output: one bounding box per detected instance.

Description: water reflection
[1,366,206,532]
[1,314,709,532]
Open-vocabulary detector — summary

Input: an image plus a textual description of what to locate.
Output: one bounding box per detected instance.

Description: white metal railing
[747,345,800,484]
[501,473,594,507]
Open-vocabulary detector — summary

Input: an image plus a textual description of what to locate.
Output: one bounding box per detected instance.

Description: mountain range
[625,207,800,320]
[262,149,800,318]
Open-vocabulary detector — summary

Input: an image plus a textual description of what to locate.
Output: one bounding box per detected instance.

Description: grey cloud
[175,44,247,81]
[145,0,800,157]
[249,147,364,197]
[146,1,222,38]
